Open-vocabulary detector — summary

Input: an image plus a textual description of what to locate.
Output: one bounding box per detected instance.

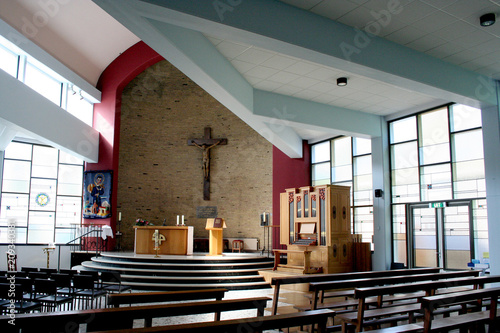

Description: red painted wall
[272,141,311,248]
[84,41,163,249]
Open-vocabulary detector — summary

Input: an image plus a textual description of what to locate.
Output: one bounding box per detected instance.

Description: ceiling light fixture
[480,13,496,27]
[337,77,347,86]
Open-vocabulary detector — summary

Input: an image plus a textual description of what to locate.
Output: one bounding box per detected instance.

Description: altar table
[134,226,194,255]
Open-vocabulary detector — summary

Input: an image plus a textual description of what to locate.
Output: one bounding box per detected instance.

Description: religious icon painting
[83,170,113,219]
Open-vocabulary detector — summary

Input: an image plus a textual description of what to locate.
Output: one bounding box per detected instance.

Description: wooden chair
[232,240,244,252]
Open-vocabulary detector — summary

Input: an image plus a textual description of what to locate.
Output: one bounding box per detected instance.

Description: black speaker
[375,189,383,198]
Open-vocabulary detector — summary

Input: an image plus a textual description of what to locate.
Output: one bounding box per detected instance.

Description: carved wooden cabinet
[279,185,353,273]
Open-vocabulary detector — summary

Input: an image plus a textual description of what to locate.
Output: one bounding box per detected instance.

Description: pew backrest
[308,270,479,310]
[0,296,271,333]
[107,288,228,307]
[89,309,336,333]
[271,267,441,286]
[354,275,500,301]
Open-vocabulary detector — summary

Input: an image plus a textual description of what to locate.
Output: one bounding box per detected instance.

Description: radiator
[226,237,259,251]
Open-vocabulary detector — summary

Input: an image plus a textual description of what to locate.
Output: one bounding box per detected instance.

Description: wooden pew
[89,308,335,333]
[307,270,479,312]
[0,297,271,333]
[107,288,228,308]
[367,286,500,333]
[336,275,500,332]
[270,267,441,314]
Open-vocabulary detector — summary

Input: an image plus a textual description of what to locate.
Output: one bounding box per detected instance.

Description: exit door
[408,202,473,270]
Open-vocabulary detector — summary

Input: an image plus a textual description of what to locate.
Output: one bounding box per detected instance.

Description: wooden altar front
[134,226,194,255]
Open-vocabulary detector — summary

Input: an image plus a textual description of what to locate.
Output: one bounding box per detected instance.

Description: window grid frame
[388,103,487,266]
[311,136,373,243]
[0,141,84,245]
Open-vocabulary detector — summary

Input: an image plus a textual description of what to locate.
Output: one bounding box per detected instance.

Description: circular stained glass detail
[36,193,50,207]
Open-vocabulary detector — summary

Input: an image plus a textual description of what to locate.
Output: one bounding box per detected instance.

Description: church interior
[2,0,500,331]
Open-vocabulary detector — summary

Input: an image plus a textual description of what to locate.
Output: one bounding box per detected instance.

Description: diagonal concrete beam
[94,0,304,157]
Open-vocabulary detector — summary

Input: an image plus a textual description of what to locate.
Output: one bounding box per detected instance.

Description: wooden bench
[272,249,313,273]
[336,275,500,332]
[270,267,441,314]
[367,286,500,333]
[107,288,228,308]
[307,270,479,312]
[0,297,271,332]
[89,308,335,333]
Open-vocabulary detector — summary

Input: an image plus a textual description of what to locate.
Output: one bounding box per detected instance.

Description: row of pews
[0,287,333,332]
[4,266,500,332]
[270,267,500,332]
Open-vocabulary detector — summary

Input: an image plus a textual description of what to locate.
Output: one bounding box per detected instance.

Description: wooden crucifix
[188,127,227,200]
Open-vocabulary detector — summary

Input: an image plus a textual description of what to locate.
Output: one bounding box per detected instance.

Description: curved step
[76,251,273,290]
[91,256,274,270]
[82,260,272,276]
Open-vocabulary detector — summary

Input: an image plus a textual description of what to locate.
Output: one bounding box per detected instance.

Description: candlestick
[177,215,179,225]
[182,215,185,225]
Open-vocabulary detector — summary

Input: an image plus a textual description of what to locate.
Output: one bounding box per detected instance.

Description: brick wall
[116,60,273,251]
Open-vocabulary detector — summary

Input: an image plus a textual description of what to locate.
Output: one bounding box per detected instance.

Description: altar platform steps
[76,252,274,290]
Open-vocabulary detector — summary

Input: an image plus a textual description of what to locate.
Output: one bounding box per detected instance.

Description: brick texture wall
[116,60,273,251]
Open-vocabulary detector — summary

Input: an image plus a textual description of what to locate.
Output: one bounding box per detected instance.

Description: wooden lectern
[205,218,227,256]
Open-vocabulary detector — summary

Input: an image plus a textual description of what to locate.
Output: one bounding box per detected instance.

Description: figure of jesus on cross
[188,127,227,200]
[192,139,222,180]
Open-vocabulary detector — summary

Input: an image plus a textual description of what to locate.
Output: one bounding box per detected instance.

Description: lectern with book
[205,218,227,256]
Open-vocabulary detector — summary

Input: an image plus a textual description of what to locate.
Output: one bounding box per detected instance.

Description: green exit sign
[430,202,445,208]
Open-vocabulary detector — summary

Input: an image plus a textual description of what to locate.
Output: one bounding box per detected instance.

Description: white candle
[182,215,185,225]
[262,212,265,221]
[176,215,179,225]
[118,212,121,221]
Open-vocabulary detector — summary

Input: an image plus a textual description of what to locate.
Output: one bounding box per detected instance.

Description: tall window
[0,142,83,244]
[390,104,487,266]
[311,137,373,245]
[0,34,93,245]
[0,35,94,125]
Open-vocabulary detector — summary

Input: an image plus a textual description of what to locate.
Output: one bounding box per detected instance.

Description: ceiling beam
[253,89,381,138]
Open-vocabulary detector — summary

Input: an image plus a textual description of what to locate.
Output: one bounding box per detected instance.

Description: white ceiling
[1,0,500,144]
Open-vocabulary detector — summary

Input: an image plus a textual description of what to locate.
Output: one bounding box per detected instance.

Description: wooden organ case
[279,185,353,274]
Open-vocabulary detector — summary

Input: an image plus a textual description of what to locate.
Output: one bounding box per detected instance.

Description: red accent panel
[84,41,164,250]
[272,141,311,249]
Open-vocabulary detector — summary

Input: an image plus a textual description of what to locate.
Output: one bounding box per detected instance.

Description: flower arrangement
[135,218,153,226]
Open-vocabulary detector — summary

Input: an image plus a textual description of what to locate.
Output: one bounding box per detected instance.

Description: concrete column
[371,117,392,271]
[481,85,500,275]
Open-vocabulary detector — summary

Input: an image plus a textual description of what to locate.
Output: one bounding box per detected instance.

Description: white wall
[0,245,73,271]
